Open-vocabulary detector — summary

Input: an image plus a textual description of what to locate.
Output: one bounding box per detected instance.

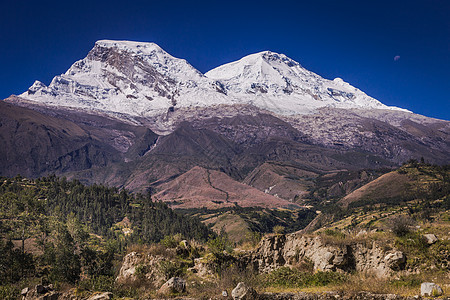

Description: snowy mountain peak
[206,51,408,114]
[95,39,164,53]
[17,40,408,125]
[19,40,228,118]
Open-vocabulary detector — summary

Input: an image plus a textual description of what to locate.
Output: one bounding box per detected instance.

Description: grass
[262,267,348,289]
[261,271,450,297]
[339,271,450,297]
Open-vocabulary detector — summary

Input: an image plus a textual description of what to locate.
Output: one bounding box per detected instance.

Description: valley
[0,40,449,299]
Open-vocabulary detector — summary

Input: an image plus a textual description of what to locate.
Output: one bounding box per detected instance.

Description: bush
[160,234,183,249]
[386,215,415,237]
[0,285,19,300]
[207,235,233,256]
[273,225,285,234]
[78,275,115,292]
[217,265,259,291]
[158,260,184,280]
[389,275,421,288]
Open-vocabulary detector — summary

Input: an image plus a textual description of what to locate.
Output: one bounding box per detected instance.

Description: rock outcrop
[86,292,113,300]
[115,251,166,287]
[158,277,186,295]
[423,234,438,245]
[420,282,443,297]
[251,233,406,277]
[231,282,258,300]
[21,284,60,300]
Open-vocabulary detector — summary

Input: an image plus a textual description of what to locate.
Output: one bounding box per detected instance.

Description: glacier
[18,40,409,121]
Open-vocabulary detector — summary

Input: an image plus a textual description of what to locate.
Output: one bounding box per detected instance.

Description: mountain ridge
[11,40,411,126]
[1,39,449,198]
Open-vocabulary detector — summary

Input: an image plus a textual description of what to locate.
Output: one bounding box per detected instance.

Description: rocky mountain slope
[1,39,449,209]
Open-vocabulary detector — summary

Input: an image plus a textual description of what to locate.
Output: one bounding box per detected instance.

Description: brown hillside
[153,166,298,209]
[339,171,411,207]
[243,161,318,201]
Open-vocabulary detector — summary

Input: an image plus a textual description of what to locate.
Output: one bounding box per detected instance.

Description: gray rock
[21,287,29,296]
[421,282,443,297]
[254,233,405,277]
[87,292,114,300]
[158,277,186,295]
[324,251,335,264]
[222,290,228,297]
[231,282,258,300]
[423,234,438,245]
[384,251,406,271]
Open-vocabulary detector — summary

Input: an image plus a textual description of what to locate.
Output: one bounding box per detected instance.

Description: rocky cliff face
[249,233,406,278]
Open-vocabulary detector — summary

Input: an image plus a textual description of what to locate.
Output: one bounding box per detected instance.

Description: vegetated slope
[305,162,450,233]
[339,162,450,209]
[242,161,319,202]
[243,162,390,204]
[339,172,412,208]
[0,175,212,289]
[2,39,449,196]
[152,166,298,209]
[0,175,211,244]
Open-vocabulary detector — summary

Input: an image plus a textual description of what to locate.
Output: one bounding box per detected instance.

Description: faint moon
[394,55,401,61]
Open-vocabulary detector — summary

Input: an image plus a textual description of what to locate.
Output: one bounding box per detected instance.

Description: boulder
[115,251,142,281]
[21,287,29,296]
[158,277,186,295]
[384,251,406,271]
[189,257,215,278]
[423,234,438,245]
[231,282,258,300]
[420,282,443,297]
[87,292,114,300]
[116,251,165,287]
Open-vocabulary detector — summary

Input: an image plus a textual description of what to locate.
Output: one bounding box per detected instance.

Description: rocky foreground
[20,281,446,299]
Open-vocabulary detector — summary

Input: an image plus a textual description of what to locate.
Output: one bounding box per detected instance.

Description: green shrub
[159,260,184,280]
[0,285,19,300]
[160,235,178,249]
[273,225,285,234]
[207,235,233,256]
[160,233,183,249]
[78,275,115,292]
[135,264,150,279]
[387,215,415,237]
[389,275,421,288]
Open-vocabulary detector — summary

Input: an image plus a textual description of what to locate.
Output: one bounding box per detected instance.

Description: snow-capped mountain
[205,51,403,114]
[18,40,406,122]
[21,40,229,118]
[2,40,449,195]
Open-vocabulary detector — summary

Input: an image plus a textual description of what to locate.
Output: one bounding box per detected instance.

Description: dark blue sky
[1,0,449,120]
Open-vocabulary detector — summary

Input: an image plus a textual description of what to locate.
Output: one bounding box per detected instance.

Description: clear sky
[1,0,449,120]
